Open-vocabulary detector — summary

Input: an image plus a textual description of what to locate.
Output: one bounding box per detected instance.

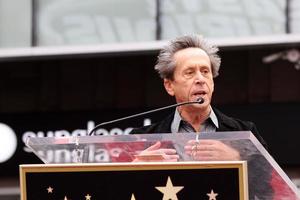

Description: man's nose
[194,71,205,83]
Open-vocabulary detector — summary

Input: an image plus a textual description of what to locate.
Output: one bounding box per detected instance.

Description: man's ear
[163,78,175,96]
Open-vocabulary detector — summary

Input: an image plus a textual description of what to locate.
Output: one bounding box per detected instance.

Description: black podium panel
[20,162,247,200]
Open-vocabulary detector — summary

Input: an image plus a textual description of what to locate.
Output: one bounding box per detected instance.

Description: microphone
[88,97,204,136]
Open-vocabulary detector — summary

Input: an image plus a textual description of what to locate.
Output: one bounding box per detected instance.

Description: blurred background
[0,0,300,199]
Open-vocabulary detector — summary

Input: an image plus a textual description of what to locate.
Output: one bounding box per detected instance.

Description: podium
[20,131,300,200]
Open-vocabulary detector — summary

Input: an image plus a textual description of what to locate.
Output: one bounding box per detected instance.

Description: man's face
[164,47,214,109]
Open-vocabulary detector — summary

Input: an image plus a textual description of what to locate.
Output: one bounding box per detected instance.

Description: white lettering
[110,128,123,135]
[143,118,151,126]
[123,128,133,135]
[94,148,110,162]
[55,149,71,163]
[55,130,70,137]
[72,129,86,137]
[21,119,152,162]
[22,132,36,152]
[95,128,109,136]
[87,121,95,135]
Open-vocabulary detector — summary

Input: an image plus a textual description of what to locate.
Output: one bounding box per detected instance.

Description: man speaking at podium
[130,34,268,161]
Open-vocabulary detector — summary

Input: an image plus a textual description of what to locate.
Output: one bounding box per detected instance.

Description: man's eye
[185,70,194,75]
[184,70,194,77]
[202,69,210,74]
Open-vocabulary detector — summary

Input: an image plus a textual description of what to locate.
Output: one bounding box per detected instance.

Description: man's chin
[190,102,207,110]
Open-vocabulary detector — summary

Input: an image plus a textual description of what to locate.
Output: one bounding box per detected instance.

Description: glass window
[35,0,156,46]
[1,0,300,48]
[160,0,286,39]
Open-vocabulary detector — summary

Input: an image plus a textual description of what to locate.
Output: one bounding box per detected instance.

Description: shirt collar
[171,106,219,133]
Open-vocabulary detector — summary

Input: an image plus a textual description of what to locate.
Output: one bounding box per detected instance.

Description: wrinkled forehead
[173,47,211,70]
[174,47,210,62]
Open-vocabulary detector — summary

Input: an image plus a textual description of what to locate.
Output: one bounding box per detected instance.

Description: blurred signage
[0,110,155,177]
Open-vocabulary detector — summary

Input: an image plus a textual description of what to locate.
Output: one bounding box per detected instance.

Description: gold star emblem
[155,176,184,200]
[85,194,91,200]
[46,186,53,193]
[130,193,136,200]
[207,189,218,200]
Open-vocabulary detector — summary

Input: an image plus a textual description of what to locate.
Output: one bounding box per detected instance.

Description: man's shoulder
[213,107,257,132]
[213,107,268,149]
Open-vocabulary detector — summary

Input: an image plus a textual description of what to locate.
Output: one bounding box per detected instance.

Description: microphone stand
[88,98,204,136]
[83,98,204,163]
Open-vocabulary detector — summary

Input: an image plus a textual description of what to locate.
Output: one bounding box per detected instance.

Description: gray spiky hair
[154,34,221,80]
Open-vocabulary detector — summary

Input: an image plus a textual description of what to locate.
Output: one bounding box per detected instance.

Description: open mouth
[192,91,206,99]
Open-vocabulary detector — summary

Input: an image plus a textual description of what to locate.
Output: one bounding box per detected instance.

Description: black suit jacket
[130,107,268,149]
